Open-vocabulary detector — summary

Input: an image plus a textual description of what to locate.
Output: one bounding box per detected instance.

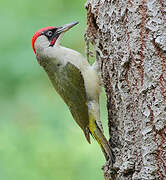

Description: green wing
[38,56,90,143]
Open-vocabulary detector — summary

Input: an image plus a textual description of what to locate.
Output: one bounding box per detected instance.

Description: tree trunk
[85,0,166,179]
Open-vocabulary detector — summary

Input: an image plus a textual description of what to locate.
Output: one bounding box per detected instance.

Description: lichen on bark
[85,0,166,179]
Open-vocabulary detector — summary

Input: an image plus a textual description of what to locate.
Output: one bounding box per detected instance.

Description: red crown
[32,26,54,54]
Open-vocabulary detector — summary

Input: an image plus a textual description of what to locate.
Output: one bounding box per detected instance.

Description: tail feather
[88,113,114,165]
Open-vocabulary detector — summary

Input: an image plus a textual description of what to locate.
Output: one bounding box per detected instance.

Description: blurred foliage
[0,0,108,179]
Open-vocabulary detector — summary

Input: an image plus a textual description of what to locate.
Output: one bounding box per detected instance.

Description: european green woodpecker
[32,22,113,164]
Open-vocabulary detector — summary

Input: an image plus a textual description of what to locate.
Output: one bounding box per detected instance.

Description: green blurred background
[0,0,108,179]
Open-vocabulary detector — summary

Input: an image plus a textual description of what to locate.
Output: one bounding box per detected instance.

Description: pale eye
[46,31,53,37]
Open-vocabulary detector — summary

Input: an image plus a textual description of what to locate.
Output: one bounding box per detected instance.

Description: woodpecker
[32,22,114,164]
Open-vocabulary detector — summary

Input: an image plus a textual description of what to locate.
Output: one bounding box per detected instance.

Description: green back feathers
[37,56,90,143]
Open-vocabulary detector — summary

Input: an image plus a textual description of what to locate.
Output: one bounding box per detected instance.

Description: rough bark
[85,0,166,179]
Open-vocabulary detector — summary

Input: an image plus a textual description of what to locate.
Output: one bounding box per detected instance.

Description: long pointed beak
[49,21,79,46]
[56,21,79,34]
